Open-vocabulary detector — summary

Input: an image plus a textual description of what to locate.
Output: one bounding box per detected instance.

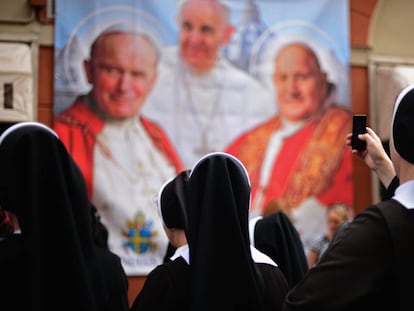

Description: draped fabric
[0,122,129,311]
[251,212,308,289]
[184,153,266,311]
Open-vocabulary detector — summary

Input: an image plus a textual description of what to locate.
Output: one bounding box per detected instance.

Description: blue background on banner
[55,0,349,65]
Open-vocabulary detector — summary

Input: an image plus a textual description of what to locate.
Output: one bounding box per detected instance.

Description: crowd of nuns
[2,84,414,311]
[0,121,306,311]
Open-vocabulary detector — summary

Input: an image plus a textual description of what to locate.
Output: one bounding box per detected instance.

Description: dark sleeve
[382,176,400,200]
[254,212,308,289]
[130,266,171,311]
[257,264,289,311]
[130,260,188,311]
[96,249,129,311]
[284,206,394,310]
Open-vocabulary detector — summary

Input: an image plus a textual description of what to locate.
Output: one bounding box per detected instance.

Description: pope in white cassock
[54,26,184,276]
[142,0,275,168]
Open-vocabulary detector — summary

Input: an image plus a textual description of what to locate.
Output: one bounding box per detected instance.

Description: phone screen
[352,114,367,151]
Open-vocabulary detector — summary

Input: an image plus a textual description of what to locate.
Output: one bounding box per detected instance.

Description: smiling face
[177,0,233,73]
[273,43,328,122]
[84,32,158,119]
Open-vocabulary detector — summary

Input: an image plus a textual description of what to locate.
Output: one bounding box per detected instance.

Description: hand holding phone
[351,114,367,151]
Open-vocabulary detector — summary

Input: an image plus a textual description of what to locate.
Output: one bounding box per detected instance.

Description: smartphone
[351,114,367,151]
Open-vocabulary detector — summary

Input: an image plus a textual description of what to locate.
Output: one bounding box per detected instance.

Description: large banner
[54,0,351,275]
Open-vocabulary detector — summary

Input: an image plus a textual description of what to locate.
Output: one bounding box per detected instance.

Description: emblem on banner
[122,211,158,254]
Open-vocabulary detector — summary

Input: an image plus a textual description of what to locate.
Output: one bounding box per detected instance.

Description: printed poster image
[54,0,351,275]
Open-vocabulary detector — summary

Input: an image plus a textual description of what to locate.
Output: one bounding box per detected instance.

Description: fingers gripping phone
[351,114,367,151]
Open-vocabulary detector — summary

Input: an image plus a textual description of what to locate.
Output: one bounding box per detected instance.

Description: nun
[0,122,129,311]
[184,152,288,311]
[284,85,414,310]
[249,211,308,289]
[130,170,191,311]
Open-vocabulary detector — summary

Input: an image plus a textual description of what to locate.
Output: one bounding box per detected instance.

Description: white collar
[250,245,278,267]
[393,179,414,209]
[170,244,190,264]
[168,244,277,267]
